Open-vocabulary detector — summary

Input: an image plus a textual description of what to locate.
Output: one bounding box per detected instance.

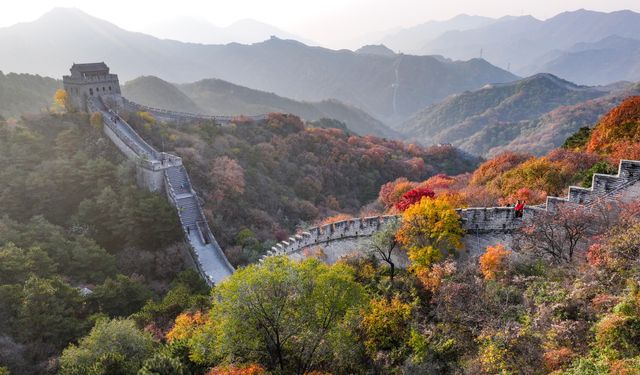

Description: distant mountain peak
[355,44,395,57]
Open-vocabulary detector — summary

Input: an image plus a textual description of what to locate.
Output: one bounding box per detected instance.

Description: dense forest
[0,112,211,374]
[121,111,479,265]
[2,94,640,375]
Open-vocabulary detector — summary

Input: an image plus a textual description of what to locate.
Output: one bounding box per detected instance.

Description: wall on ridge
[269,159,640,263]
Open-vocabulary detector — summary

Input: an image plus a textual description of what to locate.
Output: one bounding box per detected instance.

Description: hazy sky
[2,0,640,48]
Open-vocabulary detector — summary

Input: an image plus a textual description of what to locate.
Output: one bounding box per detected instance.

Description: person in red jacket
[514,200,525,218]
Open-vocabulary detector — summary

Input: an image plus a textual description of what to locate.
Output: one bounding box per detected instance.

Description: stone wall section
[122,98,268,125]
[266,160,640,261]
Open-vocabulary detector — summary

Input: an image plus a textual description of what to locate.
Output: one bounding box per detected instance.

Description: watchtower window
[108,86,112,91]
[89,88,93,96]
[102,87,105,92]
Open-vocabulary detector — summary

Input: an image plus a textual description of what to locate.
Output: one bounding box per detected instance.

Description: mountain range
[379,14,496,53]
[122,76,397,137]
[400,73,640,156]
[414,9,640,84]
[0,8,518,124]
[143,17,314,46]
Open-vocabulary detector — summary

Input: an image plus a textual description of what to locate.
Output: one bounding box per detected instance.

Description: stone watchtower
[62,62,123,111]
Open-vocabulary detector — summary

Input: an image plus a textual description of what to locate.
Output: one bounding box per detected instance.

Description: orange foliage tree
[470,152,531,187]
[587,96,640,155]
[166,311,207,343]
[479,244,511,280]
[378,177,417,210]
[54,89,70,112]
[207,364,266,375]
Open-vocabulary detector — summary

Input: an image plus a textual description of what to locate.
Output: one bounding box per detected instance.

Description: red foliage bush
[395,187,435,211]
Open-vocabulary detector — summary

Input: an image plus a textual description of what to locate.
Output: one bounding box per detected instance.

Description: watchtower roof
[69,62,109,76]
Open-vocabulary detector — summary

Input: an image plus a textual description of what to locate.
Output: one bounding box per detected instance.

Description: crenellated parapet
[121,98,268,125]
[546,159,640,210]
[266,159,640,260]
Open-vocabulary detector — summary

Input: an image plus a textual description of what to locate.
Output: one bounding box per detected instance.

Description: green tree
[59,319,155,375]
[369,219,401,281]
[18,276,84,350]
[193,256,367,374]
[88,275,153,317]
[0,243,56,284]
[137,352,185,375]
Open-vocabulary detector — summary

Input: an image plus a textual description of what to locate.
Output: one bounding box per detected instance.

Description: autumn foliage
[206,364,266,375]
[395,187,435,211]
[479,244,511,280]
[362,297,412,352]
[587,96,640,155]
[396,196,464,272]
[165,311,207,342]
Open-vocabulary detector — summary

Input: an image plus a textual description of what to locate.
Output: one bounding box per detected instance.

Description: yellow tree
[479,244,511,280]
[54,89,70,112]
[90,112,103,131]
[396,196,464,272]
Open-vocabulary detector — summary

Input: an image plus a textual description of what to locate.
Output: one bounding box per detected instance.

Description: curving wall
[266,159,640,260]
[122,98,268,125]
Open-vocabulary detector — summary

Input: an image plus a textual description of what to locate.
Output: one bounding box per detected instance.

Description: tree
[378,178,418,210]
[369,219,401,281]
[520,204,594,263]
[361,296,412,353]
[479,244,511,280]
[0,243,56,284]
[396,197,464,272]
[18,276,84,350]
[88,275,153,317]
[206,364,266,375]
[138,352,186,375]
[209,156,246,200]
[59,319,155,375]
[193,257,367,374]
[54,89,71,112]
[90,112,103,131]
[395,187,435,211]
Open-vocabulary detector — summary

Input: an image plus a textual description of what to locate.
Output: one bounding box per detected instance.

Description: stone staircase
[545,159,640,210]
[90,96,234,285]
[164,164,235,284]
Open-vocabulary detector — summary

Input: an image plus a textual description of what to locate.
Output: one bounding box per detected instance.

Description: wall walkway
[89,97,234,285]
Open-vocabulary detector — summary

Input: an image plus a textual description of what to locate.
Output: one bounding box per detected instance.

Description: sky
[1,0,640,48]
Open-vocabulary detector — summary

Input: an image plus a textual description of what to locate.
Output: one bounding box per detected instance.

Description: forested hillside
[0,71,59,118]
[402,74,640,156]
[122,76,397,137]
[121,111,478,265]
[42,96,640,375]
[0,112,215,375]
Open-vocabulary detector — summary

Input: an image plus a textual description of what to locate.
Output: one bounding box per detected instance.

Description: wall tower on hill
[63,62,123,111]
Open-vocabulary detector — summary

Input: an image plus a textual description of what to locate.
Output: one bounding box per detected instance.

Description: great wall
[63,62,640,284]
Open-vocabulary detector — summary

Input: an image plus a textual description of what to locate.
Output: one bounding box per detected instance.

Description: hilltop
[400,73,610,155]
[0,71,60,118]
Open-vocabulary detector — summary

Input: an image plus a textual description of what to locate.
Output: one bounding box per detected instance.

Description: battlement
[266,159,640,260]
[122,98,268,125]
